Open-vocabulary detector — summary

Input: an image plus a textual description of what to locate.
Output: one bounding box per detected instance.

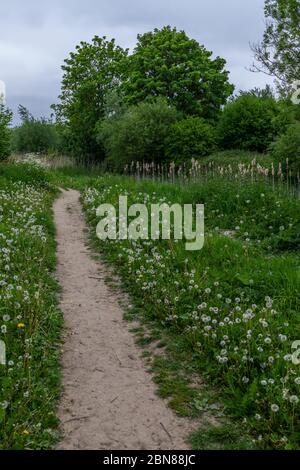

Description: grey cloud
[0,0,273,124]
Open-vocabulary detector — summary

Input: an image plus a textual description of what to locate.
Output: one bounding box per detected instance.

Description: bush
[270,122,300,174]
[165,117,217,162]
[217,95,290,153]
[0,105,12,161]
[98,98,179,169]
[11,106,58,154]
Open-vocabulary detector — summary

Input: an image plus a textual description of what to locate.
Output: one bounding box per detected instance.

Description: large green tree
[122,26,234,119]
[252,0,300,91]
[53,36,128,162]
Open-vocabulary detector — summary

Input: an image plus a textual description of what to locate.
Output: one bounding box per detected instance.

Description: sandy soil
[53,189,194,450]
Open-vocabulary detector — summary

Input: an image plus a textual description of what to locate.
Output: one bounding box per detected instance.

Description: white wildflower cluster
[0,181,50,420]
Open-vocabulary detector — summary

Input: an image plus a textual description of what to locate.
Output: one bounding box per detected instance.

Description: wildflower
[3,315,10,322]
[1,401,9,409]
[22,429,29,435]
[17,323,25,329]
[271,404,279,413]
[290,395,299,404]
[294,378,300,385]
[198,303,207,310]
[278,334,287,342]
[1,325,7,334]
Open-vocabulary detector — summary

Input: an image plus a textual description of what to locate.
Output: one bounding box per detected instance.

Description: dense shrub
[98,98,179,169]
[165,117,217,162]
[0,105,12,161]
[217,95,290,153]
[270,122,300,174]
[12,116,58,154]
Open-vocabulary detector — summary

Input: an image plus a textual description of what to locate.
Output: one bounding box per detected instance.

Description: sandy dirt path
[53,189,193,450]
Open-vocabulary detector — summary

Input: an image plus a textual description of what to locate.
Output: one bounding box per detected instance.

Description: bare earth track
[54,189,193,450]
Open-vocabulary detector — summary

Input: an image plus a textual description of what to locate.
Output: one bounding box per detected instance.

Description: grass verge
[0,163,62,449]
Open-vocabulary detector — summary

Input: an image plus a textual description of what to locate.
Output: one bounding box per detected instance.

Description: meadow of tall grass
[0,159,299,450]
[81,174,300,449]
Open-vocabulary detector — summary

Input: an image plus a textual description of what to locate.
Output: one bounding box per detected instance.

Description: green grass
[201,150,274,169]
[78,173,300,449]
[0,163,62,449]
[1,161,299,450]
[190,423,256,450]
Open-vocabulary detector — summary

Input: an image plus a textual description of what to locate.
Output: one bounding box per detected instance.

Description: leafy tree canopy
[122,26,234,119]
[53,36,128,161]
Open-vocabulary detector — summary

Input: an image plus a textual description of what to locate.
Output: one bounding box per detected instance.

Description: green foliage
[165,117,217,162]
[190,423,255,450]
[122,26,234,119]
[98,98,179,168]
[52,36,128,162]
[0,162,51,189]
[218,95,289,152]
[0,105,12,161]
[12,107,58,154]
[271,122,300,173]
[252,0,300,92]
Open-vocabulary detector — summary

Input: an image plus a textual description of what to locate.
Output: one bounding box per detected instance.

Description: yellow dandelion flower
[22,429,29,435]
[17,323,25,329]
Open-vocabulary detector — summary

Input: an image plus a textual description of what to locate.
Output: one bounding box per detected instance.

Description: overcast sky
[0,0,273,124]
